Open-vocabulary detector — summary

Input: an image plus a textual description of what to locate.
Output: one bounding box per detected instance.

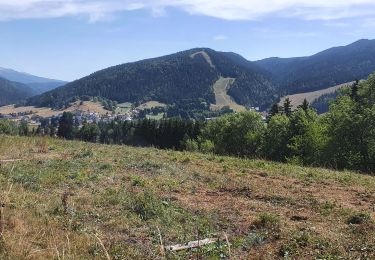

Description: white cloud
[213,35,227,41]
[1,0,375,22]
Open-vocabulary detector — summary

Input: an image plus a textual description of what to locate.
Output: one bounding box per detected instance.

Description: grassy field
[136,101,167,110]
[211,77,247,113]
[115,102,132,115]
[0,101,111,118]
[279,82,353,109]
[0,136,374,259]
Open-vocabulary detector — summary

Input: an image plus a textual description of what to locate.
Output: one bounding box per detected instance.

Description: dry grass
[0,136,374,259]
[0,101,111,118]
[211,77,247,112]
[279,82,353,109]
[136,101,167,110]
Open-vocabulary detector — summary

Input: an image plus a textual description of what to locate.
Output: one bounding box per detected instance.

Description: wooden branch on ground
[0,202,4,239]
[165,238,219,252]
[0,159,23,163]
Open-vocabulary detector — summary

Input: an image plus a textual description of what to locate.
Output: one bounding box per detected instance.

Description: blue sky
[1,1,375,81]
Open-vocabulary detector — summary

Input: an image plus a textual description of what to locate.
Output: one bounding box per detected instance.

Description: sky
[1,0,375,81]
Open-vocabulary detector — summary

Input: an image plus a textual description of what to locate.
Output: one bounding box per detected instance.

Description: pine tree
[283,98,293,117]
[57,112,74,140]
[267,103,280,121]
[299,99,309,112]
[350,80,360,102]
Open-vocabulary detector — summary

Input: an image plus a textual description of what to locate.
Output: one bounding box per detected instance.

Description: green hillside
[25,40,375,112]
[26,49,277,110]
[256,39,375,95]
[0,136,373,259]
[0,77,34,106]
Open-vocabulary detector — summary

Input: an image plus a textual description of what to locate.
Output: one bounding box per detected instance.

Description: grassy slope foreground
[0,136,374,259]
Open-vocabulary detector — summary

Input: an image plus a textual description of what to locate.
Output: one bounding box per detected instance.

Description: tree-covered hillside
[256,39,375,95]
[27,49,277,110]
[0,77,34,106]
[26,40,375,112]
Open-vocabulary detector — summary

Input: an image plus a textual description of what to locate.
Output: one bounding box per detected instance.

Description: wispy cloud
[1,0,375,22]
[213,35,228,41]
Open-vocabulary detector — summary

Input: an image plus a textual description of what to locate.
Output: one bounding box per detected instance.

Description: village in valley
[0,101,137,134]
[0,98,269,135]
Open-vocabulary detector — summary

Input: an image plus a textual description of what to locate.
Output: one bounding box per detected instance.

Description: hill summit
[26,40,375,111]
[26,48,276,110]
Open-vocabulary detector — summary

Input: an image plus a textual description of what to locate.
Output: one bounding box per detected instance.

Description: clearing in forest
[211,77,247,112]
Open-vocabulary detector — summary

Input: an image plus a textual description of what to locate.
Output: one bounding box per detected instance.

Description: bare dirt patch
[190,51,216,68]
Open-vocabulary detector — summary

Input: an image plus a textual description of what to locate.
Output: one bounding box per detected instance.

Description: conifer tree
[283,98,293,117]
[299,99,309,112]
[57,112,74,140]
[350,80,360,102]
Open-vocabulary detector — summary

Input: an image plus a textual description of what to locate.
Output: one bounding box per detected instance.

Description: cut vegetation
[210,77,247,112]
[0,101,111,118]
[0,136,373,259]
[279,82,353,109]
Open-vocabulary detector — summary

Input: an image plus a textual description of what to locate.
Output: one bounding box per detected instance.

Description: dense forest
[0,77,34,106]
[27,48,276,110]
[25,40,375,114]
[311,91,341,114]
[4,72,375,173]
[256,39,375,95]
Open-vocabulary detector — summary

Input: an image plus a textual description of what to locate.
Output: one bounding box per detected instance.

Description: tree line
[193,76,375,173]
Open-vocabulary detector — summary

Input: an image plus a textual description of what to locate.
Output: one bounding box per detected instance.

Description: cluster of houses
[0,109,134,130]
[0,105,268,130]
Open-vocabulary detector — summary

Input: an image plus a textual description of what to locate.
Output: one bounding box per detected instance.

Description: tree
[0,120,18,135]
[350,80,360,102]
[19,121,29,136]
[80,123,100,142]
[287,108,327,165]
[283,98,292,117]
[324,73,375,171]
[267,103,280,121]
[57,112,75,140]
[261,114,291,161]
[201,111,265,157]
[299,99,309,112]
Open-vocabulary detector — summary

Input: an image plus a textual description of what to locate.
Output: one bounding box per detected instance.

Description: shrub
[347,212,371,225]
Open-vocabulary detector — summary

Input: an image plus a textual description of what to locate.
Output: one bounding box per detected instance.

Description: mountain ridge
[0,77,35,106]
[24,39,375,111]
[255,39,375,94]
[26,48,276,110]
[0,67,67,94]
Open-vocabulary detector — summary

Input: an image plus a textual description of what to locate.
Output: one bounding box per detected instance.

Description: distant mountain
[0,67,67,94]
[255,39,375,95]
[26,40,375,112]
[0,77,34,106]
[27,48,276,110]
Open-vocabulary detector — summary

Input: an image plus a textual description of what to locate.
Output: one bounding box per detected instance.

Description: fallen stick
[166,238,219,252]
[0,202,4,239]
[0,159,23,163]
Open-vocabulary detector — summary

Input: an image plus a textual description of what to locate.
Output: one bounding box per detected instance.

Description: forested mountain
[0,67,67,94]
[255,39,375,95]
[27,49,276,110]
[25,40,375,112]
[0,77,34,106]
